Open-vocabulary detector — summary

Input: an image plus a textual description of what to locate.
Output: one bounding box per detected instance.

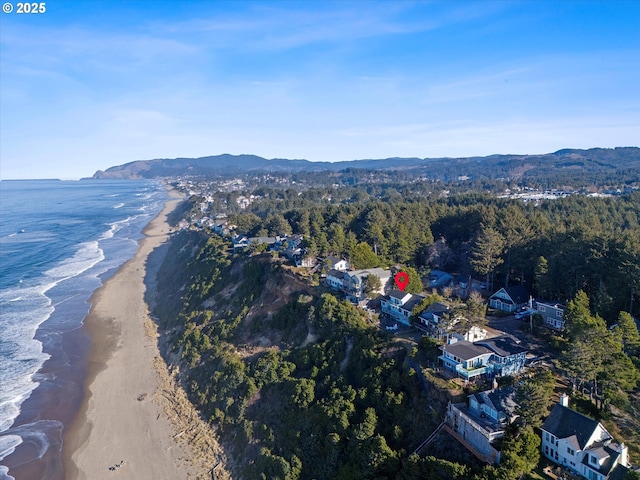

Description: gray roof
[346,268,391,283]
[472,386,518,417]
[403,294,425,312]
[388,289,412,300]
[326,256,345,267]
[476,336,526,357]
[426,302,450,314]
[608,465,633,480]
[581,444,621,476]
[542,404,606,450]
[441,341,492,361]
[327,269,346,280]
[250,236,277,245]
[505,285,529,304]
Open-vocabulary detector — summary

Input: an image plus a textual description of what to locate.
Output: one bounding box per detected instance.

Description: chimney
[559,393,569,407]
[492,378,499,392]
[618,443,628,466]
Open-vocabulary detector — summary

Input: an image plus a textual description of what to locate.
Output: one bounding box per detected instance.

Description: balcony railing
[455,363,488,378]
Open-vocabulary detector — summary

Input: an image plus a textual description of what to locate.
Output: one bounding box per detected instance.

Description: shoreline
[62,187,228,480]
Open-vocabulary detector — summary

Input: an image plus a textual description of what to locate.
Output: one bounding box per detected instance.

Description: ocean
[0,179,166,480]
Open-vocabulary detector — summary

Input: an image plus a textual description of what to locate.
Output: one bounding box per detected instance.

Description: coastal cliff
[151,231,456,479]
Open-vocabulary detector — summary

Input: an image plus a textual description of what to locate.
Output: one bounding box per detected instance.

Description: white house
[325,256,349,272]
[381,290,424,326]
[326,267,391,303]
[541,395,634,480]
[342,268,391,303]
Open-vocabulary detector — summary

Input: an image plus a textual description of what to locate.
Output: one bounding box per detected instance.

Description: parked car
[515,309,535,319]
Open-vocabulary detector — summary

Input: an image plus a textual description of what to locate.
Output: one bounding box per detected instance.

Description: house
[474,337,527,377]
[536,301,565,330]
[381,290,425,326]
[249,236,279,249]
[419,302,451,338]
[439,336,526,381]
[232,235,250,251]
[341,268,391,303]
[325,256,350,272]
[468,386,519,426]
[295,255,316,268]
[489,286,530,312]
[428,270,454,289]
[280,234,304,259]
[418,302,488,342]
[541,395,635,480]
[326,269,347,290]
[446,386,518,464]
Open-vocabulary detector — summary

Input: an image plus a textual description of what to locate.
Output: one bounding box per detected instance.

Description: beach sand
[63,189,228,480]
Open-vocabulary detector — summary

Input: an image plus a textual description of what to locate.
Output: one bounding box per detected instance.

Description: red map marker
[394,271,409,292]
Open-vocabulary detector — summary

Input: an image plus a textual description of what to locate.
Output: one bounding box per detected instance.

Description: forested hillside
[194,188,640,319]
[93,147,640,188]
[154,181,640,478]
[155,234,446,478]
[154,233,562,479]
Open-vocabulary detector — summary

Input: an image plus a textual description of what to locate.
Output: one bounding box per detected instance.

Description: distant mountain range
[92,147,640,181]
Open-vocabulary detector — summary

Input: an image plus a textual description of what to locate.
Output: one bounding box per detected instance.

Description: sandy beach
[63,189,227,480]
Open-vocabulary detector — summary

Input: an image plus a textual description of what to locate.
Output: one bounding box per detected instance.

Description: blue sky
[1,0,639,179]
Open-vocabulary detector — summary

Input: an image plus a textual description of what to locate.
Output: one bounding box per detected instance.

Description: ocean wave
[0,465,15,480]
[0,419,63,469]
[0,242,104,436]
[113,203,125,209]
[44,241,104,282]
[0,231,57,245]
[0,434,21,461]
[0,286,52,433]
[0,180,167,476]
[100,216,133,240]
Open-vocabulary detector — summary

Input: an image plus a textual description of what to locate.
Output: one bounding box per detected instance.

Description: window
[567,447,575,456]
[545,432,550,442]
[545,446,549,455]
[556,310,563,317]
[539,305,546,312]
[590,455,598,465]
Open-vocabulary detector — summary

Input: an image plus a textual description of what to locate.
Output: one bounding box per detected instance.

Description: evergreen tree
[615,311,640,355]
[349,242,380,269]
[401,266,423,294]
[534,256,549,299]
[470,226,504,291]
[363,274,382,298]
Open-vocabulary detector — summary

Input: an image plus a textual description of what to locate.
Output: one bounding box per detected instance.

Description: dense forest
[193,186,640,319]
[153,176,640,479]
